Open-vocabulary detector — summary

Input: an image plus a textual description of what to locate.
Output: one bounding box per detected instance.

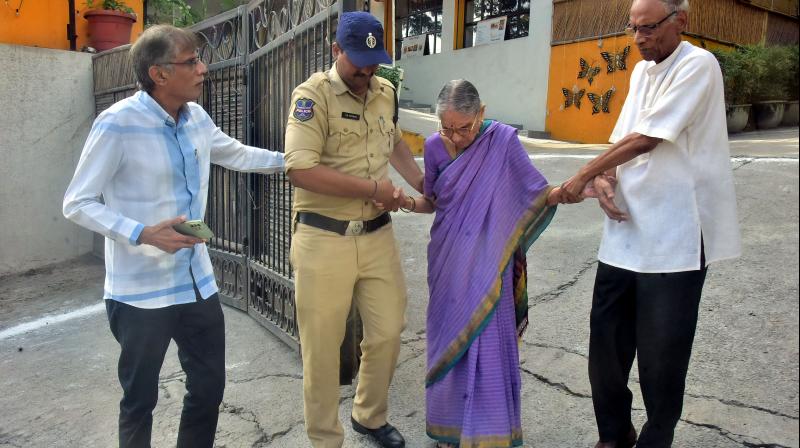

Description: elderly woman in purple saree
[396,80,576,448]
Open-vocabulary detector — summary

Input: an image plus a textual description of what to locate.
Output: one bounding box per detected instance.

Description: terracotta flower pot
[84,9,137,52]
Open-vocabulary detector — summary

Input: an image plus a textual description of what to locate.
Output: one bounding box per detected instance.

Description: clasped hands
[559,173,629,222]
[371,179,409,212]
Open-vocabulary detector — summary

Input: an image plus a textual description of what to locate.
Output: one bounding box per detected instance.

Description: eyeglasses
[625,10,677,37]
[438,114,480,138]
[161,56,203,68]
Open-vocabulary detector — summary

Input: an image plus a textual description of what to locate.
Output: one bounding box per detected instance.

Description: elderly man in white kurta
[560,0,741,447]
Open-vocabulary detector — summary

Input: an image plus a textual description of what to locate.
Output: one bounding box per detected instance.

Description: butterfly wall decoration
[587,87,616,115]
[578,58,601,85]
[561,87,586,110]
[600,46,631,73]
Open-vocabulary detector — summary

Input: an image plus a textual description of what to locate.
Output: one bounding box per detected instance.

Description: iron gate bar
[187,0,366,383]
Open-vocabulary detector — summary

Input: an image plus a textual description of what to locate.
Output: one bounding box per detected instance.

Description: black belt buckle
[344,220,366,236]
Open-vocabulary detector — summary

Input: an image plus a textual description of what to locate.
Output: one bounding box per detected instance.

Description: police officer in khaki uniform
[284,12,423,448]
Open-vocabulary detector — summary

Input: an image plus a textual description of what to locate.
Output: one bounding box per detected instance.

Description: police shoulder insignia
[293,98,315,121]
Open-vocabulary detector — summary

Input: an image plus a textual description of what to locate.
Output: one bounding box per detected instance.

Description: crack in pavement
[680,418,792,448]
[684,393,799,421]
[401,335,426,344]
[733,159,756,171]
[219,401,271,447]
[258,420,305,447]
[523,344,798,422]
[520,367,591,399]
[229,372,303,384]
[522,367,796,448]
[0,432,26,448]
[524,341,800,421]
[523,341,587,359]
[530,259,598,306]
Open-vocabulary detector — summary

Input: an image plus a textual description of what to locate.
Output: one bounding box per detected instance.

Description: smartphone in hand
[173,220,214,240]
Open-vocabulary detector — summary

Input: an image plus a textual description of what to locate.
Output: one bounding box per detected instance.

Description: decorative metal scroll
[247,0,338,51]
[194,8,247,66]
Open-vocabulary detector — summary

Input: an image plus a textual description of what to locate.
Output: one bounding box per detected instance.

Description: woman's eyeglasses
[438,114,480,138]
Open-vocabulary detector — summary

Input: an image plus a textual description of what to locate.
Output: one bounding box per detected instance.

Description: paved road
[1,129,797,448]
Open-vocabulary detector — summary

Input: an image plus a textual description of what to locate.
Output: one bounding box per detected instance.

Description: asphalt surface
[0,128,797,448]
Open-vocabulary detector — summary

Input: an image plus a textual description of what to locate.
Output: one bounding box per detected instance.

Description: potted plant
[750,45,790,129]
[781,45,799,126]
[84,0,137,52]
[713,47,760,133]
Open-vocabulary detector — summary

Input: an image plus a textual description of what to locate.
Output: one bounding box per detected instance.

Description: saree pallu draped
[425,122,556,447]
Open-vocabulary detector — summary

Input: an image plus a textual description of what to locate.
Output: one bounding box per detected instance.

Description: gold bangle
[409,196,417,212]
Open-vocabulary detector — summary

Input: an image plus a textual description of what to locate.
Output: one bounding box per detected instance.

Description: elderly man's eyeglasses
[625,10,677,36]
[438,114,480,138]
[161,56,202,68]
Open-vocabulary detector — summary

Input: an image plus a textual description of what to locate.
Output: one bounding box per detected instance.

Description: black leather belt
[296,211,391,236]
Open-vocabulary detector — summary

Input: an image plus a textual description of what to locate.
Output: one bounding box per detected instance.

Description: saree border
[427,424,524,448]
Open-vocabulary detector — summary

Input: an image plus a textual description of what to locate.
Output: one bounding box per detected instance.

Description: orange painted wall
[545,35,733,144]
[0,0,143,51]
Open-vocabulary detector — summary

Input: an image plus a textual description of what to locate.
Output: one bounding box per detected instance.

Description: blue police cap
[336,12,392,68]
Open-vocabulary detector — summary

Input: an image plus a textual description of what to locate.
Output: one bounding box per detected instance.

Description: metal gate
[192,0,362,355]
[91,0,365,379]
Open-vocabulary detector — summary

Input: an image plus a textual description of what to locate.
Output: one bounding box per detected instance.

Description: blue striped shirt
[63,91,284,308]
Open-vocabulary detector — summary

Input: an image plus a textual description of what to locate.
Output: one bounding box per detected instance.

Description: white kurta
[599,41,741,273]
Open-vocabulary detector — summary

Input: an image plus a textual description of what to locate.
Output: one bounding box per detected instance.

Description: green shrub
[712,47,761,105]
[748,45,792,102]
[86,0,135,14]
[786,45,799,101]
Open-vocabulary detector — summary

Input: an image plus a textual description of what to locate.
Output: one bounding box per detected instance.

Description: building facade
[382,0,799,143]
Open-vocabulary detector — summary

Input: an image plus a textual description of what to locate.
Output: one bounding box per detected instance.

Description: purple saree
[424,121,556,447]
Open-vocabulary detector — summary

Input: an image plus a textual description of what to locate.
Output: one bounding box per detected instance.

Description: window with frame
[394,0,444,60]
[462,0,530,49]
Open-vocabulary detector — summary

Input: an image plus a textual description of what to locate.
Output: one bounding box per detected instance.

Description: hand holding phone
[172,220,214,240]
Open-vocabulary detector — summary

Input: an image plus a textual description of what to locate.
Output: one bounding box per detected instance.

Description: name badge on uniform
[341,112,360,121]
[293,98,315,122]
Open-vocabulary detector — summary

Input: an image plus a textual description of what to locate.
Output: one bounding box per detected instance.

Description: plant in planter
[749,45,791,129]
[712,47,761,133]
[84,0,138,52]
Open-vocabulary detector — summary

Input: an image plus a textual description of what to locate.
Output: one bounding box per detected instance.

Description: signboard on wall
[401,34,427,58]
[474,16,507,47]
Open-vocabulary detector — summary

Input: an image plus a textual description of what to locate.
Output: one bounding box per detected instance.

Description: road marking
[0,302,105,341]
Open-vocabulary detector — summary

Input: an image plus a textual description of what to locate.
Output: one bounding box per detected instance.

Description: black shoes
[351,417,406,448]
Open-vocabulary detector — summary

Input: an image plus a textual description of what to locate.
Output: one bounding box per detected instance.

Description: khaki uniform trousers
[290,221,407,448]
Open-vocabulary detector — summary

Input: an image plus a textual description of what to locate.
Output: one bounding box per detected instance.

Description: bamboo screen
[552,0,798,45]
[767,12,800,44]
[92,45,136,94]
[92,45,137,116]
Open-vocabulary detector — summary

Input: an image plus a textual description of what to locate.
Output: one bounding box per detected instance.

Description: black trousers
[105,294,226,448]
[588,262,707,448]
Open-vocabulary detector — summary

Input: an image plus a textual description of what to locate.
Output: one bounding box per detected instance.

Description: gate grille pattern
[193,0,344,348]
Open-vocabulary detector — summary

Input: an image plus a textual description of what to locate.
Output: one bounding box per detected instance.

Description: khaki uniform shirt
[284,63,403,221]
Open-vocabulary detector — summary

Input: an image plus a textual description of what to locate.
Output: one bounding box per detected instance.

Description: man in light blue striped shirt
[63,25,283,448]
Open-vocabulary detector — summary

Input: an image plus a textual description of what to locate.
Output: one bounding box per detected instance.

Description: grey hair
[659,0,689,13]
[129,24,200,92]
[435,79,482,117]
